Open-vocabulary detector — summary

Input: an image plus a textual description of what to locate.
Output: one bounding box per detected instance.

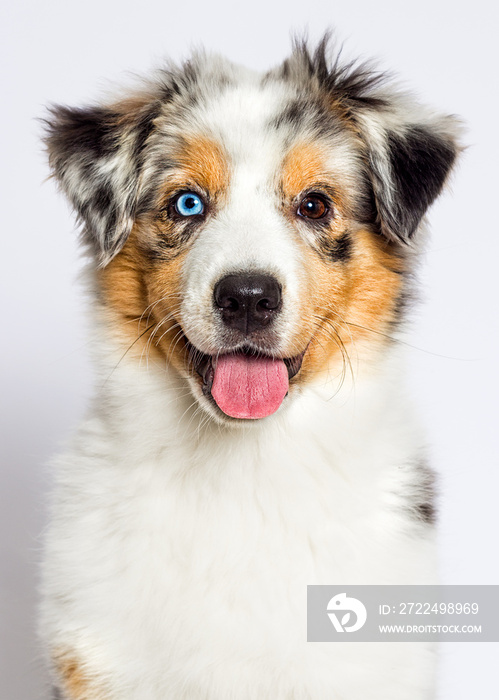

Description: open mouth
[186,343,306,420]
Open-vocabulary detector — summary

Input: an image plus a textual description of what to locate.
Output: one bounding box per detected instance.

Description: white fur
[40,313,437,699]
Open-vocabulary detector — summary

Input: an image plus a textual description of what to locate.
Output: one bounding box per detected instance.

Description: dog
[40,37,460,699]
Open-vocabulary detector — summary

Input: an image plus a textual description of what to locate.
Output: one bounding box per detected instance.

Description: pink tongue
[211,354,289,419]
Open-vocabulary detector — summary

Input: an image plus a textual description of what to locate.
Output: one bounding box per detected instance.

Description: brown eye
[297,194,329,220]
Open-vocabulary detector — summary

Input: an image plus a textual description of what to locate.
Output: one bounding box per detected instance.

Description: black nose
[214,273,282,334]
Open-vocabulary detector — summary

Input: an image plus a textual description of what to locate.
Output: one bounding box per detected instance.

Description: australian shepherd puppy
[40,38,460,700]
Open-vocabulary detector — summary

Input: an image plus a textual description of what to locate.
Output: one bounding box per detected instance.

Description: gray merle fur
[45,35,460,265]
[44,101,161,265]
[273,36,460,245]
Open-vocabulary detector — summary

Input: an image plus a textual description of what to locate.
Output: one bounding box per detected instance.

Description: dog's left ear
[45,98,160,265]
[355,106,461,243]
[281,38,461,244]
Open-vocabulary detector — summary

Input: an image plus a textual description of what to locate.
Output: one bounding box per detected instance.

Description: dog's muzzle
[187,272,304,420]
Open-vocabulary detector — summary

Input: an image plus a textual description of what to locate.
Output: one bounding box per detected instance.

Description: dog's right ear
[45,98,160,266]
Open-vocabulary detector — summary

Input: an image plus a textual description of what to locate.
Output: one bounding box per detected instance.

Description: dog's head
[45,39,460,423]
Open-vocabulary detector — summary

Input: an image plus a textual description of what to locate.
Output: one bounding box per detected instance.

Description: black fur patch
[45,105,120,161]
[91,180,114,217]
[276,35,388,109]
[393,459,437,526]
[271,97,341,140]
[385,127,457,240]
[417,500,436,526]
[272,99,309,130]
[131,101,162,164]
[355,178,379,230]
[320,231,352,263]
[413,460,437,525]
[387,287,414,332]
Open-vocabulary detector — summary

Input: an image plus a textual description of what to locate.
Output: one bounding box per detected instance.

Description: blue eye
[174,192,205,217]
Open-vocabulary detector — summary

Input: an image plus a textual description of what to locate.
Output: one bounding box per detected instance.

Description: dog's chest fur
[41,337,436,699]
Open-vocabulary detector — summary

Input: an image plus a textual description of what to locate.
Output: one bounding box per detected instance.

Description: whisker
[101,321,158,386]
[307,310,357,400]
[336,319,475,361]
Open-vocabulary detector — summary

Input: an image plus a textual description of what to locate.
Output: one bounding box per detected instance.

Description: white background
[1,0,498,697]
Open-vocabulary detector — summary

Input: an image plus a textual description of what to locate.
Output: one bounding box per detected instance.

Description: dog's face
[46,41,459,423]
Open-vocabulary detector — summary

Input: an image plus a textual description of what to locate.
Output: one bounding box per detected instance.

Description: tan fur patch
[290,227,405,385]
[99,224,190,374]
[55,654,107,700]
[172,134,230,197]
[113,92,158,122]
[280,142,328,199]
[279,141,352,234]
